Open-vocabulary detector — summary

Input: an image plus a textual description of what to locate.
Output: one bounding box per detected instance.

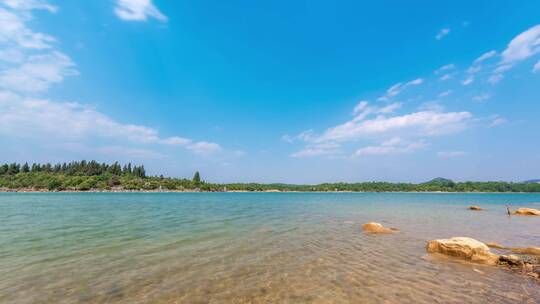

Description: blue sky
[0,0,539,183]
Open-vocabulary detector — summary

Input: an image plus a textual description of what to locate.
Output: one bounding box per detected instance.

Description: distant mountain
[524,179,540,184]
[425,177,455,184]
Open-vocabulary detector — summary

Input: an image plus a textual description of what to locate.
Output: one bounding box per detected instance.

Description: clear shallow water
[1,192,540,304]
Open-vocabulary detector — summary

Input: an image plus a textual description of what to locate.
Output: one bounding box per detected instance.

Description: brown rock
[511,247,540,256]
[514,208,540,216]
[486,242,507,249]
[468,206,482,211]
[362,222,398,234]
[499,254,523,267]
[426,237,500,265]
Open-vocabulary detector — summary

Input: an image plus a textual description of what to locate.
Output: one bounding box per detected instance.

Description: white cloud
[282,129,316,144]
[114,0,167,22]
[0,6,55,49]
[489,25,540,83]
[354,138,427,157]
[291,146,341,158]
[0,51,77,92]
[186,141,223,155]
[0,3,231,158]
[0,47,24,63]
[501,24,540,64]
[489,115,507,127]
[434,64,455,74]
[436,28,450,40]
[0,91,224,155]
[288,102,470,158]
[494,64,512,74]
[473,50,497,65]
[96,146,165,159]
[467,50,497,74]
[317,109,471,143]
[439,73,452,81]
[290,142,342,158]
[437,151,466,158]
[533,60,540,73]
[488,73,503,84]
[419,101,444,112]
[378,78,423,101]
[2,0,57,12]
[472,94,491,102]
[280,134,293,143]
[461,76,474,86]
[352,100,369,115]
[437,90,452,98]
[159,136,192,146]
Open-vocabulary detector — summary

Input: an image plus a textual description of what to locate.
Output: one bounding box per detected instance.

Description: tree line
[1,161,540,192]
[0,161,146,178]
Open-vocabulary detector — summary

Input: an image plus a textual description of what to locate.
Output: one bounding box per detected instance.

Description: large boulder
[362,222,398,234]
[514,208,540,216]
[426,237,500,265]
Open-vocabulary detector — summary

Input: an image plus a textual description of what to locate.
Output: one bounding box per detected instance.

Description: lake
[1,192,539,303]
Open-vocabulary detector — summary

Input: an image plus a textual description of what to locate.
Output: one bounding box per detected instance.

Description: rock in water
[468,206,482,211]
[426,237,500,265]
[514,208,540,216]
[511,247,540,256]
[499,255,523,267]
[486,242,507,249]
[362,222,398,234]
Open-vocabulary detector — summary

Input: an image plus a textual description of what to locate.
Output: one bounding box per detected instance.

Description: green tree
[193,171,201,185]
[21,162,30,173]
[0,164,7,175]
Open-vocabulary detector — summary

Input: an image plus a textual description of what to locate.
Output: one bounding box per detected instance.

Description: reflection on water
[1,192,539,303]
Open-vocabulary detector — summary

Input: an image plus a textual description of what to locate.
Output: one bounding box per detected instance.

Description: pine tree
[193,171,201,185]
[21,162,30,173]
[7,163,19,175]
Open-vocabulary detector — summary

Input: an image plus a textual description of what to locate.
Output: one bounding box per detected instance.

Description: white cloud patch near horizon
[354,138,427,157]
[291,101,472,158]
[114,0,167,22]
[0,91,224,155]
[437,151,466,158]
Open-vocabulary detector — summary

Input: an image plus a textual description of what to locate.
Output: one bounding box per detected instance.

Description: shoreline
[2,189,540,194]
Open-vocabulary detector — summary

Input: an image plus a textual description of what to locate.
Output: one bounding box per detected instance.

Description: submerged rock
[514,208,540,216]
[486,242,507,249]
[426,237,500,265]
[361,222,398,234]
[511,247,540,256]
[468,206,482,211]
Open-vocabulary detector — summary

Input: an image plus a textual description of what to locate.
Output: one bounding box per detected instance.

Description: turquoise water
[1,192,539,303]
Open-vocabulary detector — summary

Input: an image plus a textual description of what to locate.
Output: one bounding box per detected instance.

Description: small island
[1,161,540,193]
